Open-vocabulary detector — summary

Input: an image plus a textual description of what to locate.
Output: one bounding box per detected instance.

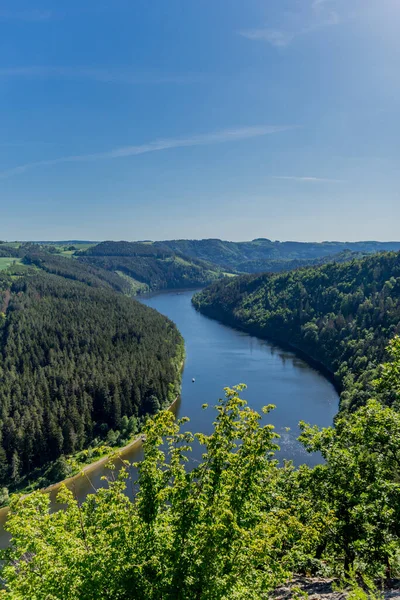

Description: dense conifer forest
[0,247,20,259]
[24,249,132,294]
[0,266,183,488]
[193,251,400,412]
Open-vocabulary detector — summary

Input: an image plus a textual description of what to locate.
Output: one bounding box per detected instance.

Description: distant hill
[233,250,367,273]
[154,238,400,273]
[79,241,227,293]
[32,240,98,245]
[13,238,400,279]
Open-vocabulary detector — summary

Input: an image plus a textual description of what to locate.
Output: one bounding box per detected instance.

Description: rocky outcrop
[271,577,400,599]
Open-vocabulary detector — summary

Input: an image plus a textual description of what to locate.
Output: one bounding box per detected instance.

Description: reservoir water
[140,289,338,466]
[0,288,338,546]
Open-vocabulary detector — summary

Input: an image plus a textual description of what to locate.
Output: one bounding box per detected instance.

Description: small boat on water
[192,378,195,383]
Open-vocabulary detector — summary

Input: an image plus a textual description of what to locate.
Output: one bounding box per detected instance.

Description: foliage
[23,249,131,294]
[0,248,20,260]
[1,386,291,599]
[2,353,400,597]
[233,250,365,274]
[0,271,183,486]
[156,239,400,273]
[193,251,400,411]
[299,398,400,577]
[333,570,384,600]
[79,241,226,292]
[374,337,400,406]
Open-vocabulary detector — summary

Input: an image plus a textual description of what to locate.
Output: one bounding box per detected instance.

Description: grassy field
[0,257,22,271]
[58,243,97,257]
[115,271,149,295]
[0,242,21,248]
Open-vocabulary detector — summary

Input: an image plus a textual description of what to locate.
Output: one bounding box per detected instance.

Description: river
[0,288,338,547]
[141,289,338,466]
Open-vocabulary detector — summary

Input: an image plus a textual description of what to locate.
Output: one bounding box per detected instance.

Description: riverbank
[191,301,343,400]
[45,392,180,495]
[0,347,184,510]
[0,393,180,522]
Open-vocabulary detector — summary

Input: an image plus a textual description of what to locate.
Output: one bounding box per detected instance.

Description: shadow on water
[140,289,338,466]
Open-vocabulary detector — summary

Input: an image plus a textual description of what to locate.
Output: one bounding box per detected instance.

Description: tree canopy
[193,251,400,412]
[2,346,400,598]
[79,241,225,293]
[0,268,183,489]
[155,239,400,274]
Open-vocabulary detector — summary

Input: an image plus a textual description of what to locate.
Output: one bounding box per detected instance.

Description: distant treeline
[4,238,400,279]
[156,238,400,273]
[234,250,366,274]
[193,251,400,412]
[78,241,225,292]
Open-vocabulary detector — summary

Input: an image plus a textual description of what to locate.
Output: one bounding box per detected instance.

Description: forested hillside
[157,238,400,273]
[234,250,364,274]
[0,269,183,487]
[24,249,131,294]
[79,240,225,292]
[0,247,20,259]
[193,251,400,412]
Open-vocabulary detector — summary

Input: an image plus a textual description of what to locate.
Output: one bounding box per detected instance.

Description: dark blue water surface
[140,289,338,466]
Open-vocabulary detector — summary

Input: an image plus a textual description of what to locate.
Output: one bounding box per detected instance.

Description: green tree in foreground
[297,338,400,578]
[374,336,400,407]
[2,341,400,598]
[299,399,400,578]
[0,387,297,599]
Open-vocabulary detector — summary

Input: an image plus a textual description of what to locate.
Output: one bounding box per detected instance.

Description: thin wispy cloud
[240,15,339,47]
[0,10,52,22]
[0,66,204,85]
[240,0,340,48]
[312,0,333,8]
[240,29,294,47]
[272,176,345,183]
[0,126,296,179]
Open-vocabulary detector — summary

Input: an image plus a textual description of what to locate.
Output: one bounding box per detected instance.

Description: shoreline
[0,386,181,522]
[45,392,180,494]
[192,302,342,397]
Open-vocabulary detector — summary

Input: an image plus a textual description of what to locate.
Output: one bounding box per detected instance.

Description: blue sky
[0,0,398,241]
